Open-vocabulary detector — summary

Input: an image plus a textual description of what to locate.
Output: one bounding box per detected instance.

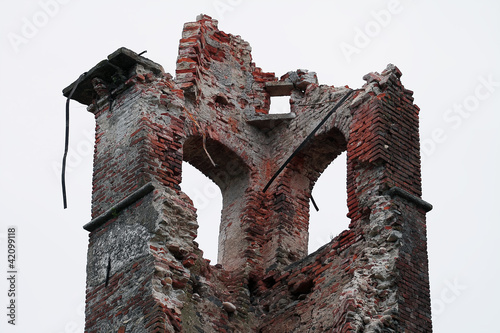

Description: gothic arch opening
[283,127,349,257]
[308,151,349,253]
[183,136,249,192]
[180,161,222,263]
[182,136,250,266]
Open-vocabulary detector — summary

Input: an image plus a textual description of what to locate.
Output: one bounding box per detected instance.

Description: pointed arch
[182,135,251,267]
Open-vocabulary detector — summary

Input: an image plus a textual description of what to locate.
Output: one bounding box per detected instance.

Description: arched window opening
[308,151,349,254]
[269,95,291,114]
[180,161,222,264]
[182,135,250,267]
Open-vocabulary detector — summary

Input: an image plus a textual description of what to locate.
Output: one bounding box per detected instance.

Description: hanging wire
[62,73,86,209]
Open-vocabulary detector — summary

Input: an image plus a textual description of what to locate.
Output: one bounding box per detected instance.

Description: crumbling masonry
[64,15,433,332]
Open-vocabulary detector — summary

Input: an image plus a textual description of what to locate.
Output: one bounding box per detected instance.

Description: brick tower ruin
[64,15,433,332]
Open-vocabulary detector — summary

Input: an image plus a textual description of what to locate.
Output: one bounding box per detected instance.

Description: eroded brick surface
[64,14,432,333]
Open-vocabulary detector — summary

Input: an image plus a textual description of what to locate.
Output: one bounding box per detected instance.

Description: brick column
[345,66,433,331]
[64,48,192,332]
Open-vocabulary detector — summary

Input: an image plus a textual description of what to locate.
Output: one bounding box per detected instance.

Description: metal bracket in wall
[105,256,112,287]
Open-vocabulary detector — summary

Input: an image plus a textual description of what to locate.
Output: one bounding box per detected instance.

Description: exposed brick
[65,14,433,333]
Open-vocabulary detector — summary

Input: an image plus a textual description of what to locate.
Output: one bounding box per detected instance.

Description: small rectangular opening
[269,96,291,114]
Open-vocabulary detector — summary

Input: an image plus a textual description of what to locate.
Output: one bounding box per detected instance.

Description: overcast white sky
[1,1,499,332]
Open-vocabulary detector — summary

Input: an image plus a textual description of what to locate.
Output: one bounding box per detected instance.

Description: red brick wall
[66,15,432,332]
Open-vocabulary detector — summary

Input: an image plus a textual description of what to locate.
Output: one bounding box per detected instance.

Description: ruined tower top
[64,15,432,332]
